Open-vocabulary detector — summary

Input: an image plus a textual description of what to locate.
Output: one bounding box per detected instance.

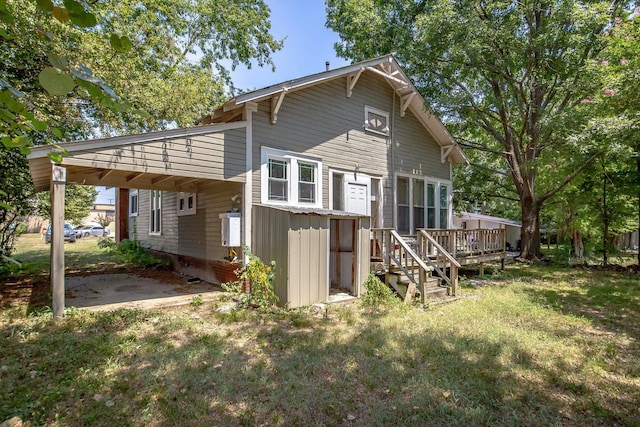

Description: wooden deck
[371,228,506,301]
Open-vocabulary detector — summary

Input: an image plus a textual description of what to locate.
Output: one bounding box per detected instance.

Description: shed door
[330,219,356,294]
[345,183,368,215]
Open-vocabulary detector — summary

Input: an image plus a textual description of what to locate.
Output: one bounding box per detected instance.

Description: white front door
[345,182,368,215]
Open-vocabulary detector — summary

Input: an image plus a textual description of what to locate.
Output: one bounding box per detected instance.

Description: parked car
[45,223,77,244]
[77,225,107,237]
[74,225,85,238]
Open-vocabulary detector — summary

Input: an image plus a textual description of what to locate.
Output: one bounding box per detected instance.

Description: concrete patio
[65,273,224,311]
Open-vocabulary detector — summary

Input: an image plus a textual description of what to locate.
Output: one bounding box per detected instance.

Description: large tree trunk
[518,197,542,261]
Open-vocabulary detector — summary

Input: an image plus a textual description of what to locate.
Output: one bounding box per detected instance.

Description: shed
[453,212,522,251]
[252,205,370,308]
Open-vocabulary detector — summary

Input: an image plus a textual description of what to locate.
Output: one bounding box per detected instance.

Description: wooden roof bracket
[346,68,364,98]
[270,88,288,124]
[126,172,145,183]
[151,175,173,185]
[98,169,114,181]
[366,66,409,87]
[441,145,455,163]
[400,91,416,117]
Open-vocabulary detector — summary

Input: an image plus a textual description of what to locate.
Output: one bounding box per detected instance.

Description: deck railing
[371,228,433,303]
[416,230,460,295]
[424,228,505,258]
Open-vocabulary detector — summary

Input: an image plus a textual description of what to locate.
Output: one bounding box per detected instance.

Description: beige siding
[250,71,451,229]
[199,182,244,263]
[131,182,243,263]
[134,190,178,253]
[70,129,246,182]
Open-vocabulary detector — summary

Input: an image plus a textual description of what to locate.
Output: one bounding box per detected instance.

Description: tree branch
[539,151,603,203]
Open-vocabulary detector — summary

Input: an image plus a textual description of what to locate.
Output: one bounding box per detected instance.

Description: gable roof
[202,54,467,164]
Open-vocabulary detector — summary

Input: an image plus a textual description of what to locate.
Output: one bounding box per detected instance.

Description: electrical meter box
[219,212,241,247]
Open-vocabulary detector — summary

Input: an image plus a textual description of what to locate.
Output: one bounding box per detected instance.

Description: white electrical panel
[219,212,241,247]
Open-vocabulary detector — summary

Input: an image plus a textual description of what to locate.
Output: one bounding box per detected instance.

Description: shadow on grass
[520,268,640,341]
[2,299,639,426]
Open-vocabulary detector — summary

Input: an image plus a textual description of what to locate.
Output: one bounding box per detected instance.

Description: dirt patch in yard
[0,266,198,311]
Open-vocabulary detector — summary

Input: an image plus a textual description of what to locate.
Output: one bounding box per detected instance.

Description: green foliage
[360,273,400,308]
[99,238,163,268]
[34,185,98,226]
[0,149,34,257]
[190,294,204,307]
[222,248,278,310]
[96,213,114,229]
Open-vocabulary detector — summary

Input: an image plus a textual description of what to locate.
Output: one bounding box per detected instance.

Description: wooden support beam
[98,169,114,181]
[126,172,145,183]
[400,92,416,117]
[270,88,287,124]
[346,68,364,98]
[441,145,455,163]
[50,165,66,320]
[151,175,173,185]
[116,188,129,243]
[366,66,409,86]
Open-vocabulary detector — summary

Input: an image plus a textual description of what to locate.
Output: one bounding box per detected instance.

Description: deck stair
[371,227,505,303]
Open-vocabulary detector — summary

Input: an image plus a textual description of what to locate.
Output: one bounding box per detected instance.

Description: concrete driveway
[65,273,224,311]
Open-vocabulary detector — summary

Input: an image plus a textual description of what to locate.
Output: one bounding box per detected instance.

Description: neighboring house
[453,212,521,251]
[27,55,467,308]
[22,203,116,234]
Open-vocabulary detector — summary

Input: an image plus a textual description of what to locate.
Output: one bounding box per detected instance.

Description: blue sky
[97,0,346,204]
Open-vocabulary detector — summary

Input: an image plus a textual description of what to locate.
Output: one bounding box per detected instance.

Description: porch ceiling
[28,158,234,193]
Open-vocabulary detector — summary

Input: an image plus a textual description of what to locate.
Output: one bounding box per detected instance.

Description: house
[27,55,471,315]
[453,212,521,251]
[22,203,116,234]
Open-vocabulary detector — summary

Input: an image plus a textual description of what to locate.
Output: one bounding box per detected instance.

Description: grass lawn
[1,236,639,426]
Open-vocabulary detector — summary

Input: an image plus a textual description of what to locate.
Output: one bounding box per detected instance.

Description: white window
[177,192,196,216]
[129,190,138,217]
[261,147,322,208]
[364,106,389,136]
[395,174,451,233]
[149,190,162,235]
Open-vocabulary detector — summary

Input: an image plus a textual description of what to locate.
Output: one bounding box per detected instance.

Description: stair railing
[388,230,433,303]
[417,229,461,295]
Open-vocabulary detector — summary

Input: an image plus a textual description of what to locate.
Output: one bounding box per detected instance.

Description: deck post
[479,262,484,276]
[50,165,66,320]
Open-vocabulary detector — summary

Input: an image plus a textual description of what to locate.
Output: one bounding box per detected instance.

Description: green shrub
[98,238,164,268]
[361,273,399,308]
[222,248,278,310]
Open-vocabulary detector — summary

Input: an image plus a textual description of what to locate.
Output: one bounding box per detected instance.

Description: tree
[35,185,98,226]
[0,0,281,257]
[326,0,623,260]
[0,149,33,257]
[589,8,640,264]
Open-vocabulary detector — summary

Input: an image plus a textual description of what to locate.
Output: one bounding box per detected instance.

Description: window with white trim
[261,148,322,208]
[395,174,451,233]
[397,177,410,234]
[177,192,196,216]
[364,106,389,136]
[149,190,162,235]
[129,190,138,217]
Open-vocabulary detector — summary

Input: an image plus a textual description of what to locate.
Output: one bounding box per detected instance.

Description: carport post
[50,165,66,320]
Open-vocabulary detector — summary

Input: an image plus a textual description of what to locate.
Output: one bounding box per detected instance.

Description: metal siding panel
[307,218,320,305]
[288,215,301,307]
